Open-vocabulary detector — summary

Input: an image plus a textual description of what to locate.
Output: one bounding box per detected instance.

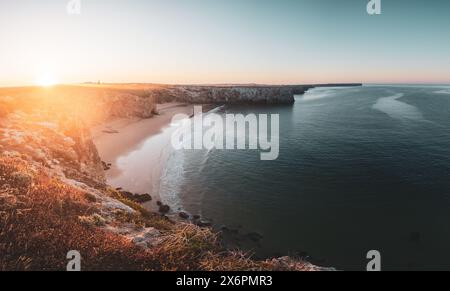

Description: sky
[1,0,450,86]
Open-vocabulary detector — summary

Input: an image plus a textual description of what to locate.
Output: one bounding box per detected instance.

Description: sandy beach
[92,103,195,210]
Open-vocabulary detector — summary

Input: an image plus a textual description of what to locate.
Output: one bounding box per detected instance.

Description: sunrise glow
[35,73,58,87]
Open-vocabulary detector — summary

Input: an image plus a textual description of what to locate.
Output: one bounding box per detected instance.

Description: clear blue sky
[1,0,450,86]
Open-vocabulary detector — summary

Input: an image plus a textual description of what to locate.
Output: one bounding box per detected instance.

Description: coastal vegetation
[0,84,329,271]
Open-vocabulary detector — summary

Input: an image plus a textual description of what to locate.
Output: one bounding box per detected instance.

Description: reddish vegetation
[0,157,153,271]
[0,86,325,271]
[0,157,321,271]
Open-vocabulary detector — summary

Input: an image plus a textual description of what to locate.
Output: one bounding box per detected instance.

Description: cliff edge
[0,85,334,271]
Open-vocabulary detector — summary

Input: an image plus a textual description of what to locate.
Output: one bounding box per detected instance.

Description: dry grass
[0,156,312,271]
[107,188,174,231]
[0,157,156,271]
[152,224,220,271]
[200,251,262,271]
[0,88,317,271]
[0,97,15,118]
[0,157,244,271]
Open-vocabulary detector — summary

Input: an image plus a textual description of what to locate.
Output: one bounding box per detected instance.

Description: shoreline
[0,85,337,271]
[92,102,196,211]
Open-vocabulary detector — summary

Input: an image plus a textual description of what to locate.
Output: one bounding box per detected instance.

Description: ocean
[160,85,450,271]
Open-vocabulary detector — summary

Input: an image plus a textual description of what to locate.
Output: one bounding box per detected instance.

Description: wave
[300,86,344,101]
[301,86,359,101]
[159,149,186,211]
[434,89,450,94]
[159,107,224,212]
[372,93,425,121]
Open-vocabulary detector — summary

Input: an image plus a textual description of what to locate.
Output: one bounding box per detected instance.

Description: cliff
[0,85,158,126]
[0,112,105,186]
[152,83,362,104]
[0,85,334,271]
[0,114,329,270]
[162,85,296,104]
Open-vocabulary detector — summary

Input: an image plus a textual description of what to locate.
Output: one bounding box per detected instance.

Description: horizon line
[3,81,450,89]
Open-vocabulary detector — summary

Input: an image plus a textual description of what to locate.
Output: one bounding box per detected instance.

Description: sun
[35,74,58,87]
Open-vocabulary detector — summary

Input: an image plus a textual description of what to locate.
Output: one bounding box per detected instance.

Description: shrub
[0,157,156,271]
[107,188,173,230]
[0,157,312,271]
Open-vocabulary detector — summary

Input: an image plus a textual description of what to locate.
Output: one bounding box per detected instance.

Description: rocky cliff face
[0,112,106,186]
[155,86,296,104]
[0,85,163,186]
[0,84,339,271]
[154,83,362,105]
[93,90,157,120]
[0,86,157,126]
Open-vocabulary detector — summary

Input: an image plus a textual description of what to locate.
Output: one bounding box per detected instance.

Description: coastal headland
[0,83,359,271]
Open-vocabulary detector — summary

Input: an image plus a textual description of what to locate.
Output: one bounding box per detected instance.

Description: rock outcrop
[152,83,362,105]
[268,257,336,271]
[0,85,158,126]
[0,83,362,271]
[0,112,106,186]
[162,86,296,104]
[97,91,157,119]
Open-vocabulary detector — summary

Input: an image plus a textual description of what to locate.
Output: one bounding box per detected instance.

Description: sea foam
[372,93,425,121]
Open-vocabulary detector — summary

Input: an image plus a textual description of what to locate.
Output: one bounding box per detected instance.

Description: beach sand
[92,103,195,210]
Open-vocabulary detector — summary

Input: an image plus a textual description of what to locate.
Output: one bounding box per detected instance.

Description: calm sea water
[160,85,450,271]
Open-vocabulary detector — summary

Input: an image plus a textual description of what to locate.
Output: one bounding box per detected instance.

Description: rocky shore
[163,85,297,104]
[0,84,349,271]
[152,83,362,104]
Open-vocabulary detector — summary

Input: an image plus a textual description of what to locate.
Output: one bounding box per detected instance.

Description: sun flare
[35,74,58,87]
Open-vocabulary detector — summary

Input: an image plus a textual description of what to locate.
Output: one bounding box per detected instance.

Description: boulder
[102,161,111,171]
[134,193,152,203]
[178,212,189,219]
[159,204,170,214]
[119,191,152,203]
[196,220,212,227]
[120,191,134,200]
